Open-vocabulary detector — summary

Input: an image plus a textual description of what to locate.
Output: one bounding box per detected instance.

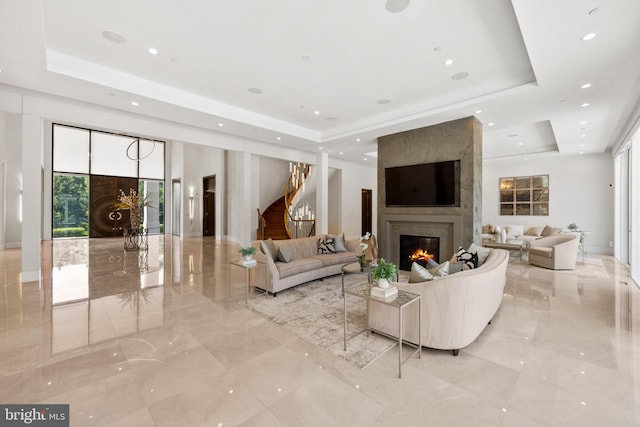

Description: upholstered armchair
[528,234,579,270]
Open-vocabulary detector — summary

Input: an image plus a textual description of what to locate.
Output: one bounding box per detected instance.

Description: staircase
[257,197,289,240]
[257,162,315,240]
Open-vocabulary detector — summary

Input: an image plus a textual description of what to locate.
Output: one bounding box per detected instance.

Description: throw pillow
[260,238,278,261]
[426,258,439,269]
[506,225,524,237]
[408,262,434,283]
[428,260,449,277]
[317,236,336,254]
[453,246,478,270]
[524,226,544,237]
[277,247,292,263]
[333,233,347,252]
[468,243,491,266]
[488,224,497,233]
[481,225,491,234]
[448,261,464,274]
[541,225,561,237]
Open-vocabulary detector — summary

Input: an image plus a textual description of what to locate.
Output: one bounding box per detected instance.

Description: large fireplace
[399,235,440,271]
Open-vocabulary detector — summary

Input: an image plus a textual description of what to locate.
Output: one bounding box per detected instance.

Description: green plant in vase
[371,258,397,289]
[239,246,257,261]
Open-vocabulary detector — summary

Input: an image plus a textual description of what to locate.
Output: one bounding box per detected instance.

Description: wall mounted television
[385,160,461,207]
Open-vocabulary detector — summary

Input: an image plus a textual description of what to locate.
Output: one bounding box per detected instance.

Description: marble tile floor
[1,236,639,426]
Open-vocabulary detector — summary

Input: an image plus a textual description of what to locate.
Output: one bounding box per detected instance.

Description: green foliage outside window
[53,175,89,237]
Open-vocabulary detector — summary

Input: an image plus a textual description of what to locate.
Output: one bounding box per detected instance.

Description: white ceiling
[1,0,639,162]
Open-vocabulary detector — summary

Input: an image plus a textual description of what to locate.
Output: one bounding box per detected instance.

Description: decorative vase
[377,278,390,289]
[244,255,253,262]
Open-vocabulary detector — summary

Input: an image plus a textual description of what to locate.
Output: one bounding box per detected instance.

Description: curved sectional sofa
[251,235,360,295]
[367,248,509,356]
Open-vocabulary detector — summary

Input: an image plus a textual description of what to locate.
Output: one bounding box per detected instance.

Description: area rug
[247,274,396,368]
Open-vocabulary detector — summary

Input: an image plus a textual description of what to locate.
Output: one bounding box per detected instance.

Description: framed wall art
[499,175,549,216]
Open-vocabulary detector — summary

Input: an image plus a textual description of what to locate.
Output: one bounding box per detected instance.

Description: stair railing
[284,162,315,239]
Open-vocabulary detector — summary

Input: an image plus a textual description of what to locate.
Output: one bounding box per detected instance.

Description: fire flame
[409,248,435,262]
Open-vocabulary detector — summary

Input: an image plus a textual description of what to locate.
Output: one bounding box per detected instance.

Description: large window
[52,124,165,238]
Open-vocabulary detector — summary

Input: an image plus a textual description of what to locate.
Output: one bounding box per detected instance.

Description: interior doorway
[203,175,216,237]
[361,188,373,236]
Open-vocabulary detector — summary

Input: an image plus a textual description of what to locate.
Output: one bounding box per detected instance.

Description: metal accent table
[229,260,267,304]
[343,282,421,378]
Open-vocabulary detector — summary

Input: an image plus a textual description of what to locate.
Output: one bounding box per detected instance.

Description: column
[315,151,329,235]
[21,113,43,283]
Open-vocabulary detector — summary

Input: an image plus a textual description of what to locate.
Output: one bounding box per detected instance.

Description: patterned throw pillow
[453,247,478,270]
[317,236,336,254]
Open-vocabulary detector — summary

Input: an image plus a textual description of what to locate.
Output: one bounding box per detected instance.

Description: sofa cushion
[453,247,478,270]
[312,251,359,267]
[277,247,292,263]
[468,243,491,266]
[317,236,336,254]
[409,262,434,282]
[525,226,544,236]
[529,247,553,258]
[275,258,324,278]
[541,225,562,237]
[481,225,491,234]
[448,261,464,274]
[429,261,450,277]
[332,233,347,252]
[506,225,524,237]
[260,238,278,261]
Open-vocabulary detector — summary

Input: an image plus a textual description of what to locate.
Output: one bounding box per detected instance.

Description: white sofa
[367,248,509,356]
[251,235,360,295]
[481,224,565,248]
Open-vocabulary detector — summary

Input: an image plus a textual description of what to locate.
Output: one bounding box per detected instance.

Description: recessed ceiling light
[364,157,368,161]
[524,157,529,161]
[102,30,126,44]
[385,0,410,13]
[580,134,586,137]
[581,103,590,107]
[314,111,320,115]
[339,152,343,155]
[148,47,158,55]
[444,58,454,66]
[488,122,495,126]
[356,138,361,142]
[319,147,323,150]
[579,151,585,155]
[580,144,585,147]
[218,123,224,127]
[581,83,592,89]
[130,101,139,106]
[276,136,281,140]
[451,72,469,80]
[580,120,587,124]
[582,33,597,41]
[248,87,263,94]
[378,99,391,105]
[518,142,524,146]
[475,110,482,114]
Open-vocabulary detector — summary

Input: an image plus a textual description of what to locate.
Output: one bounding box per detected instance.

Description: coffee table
[484,240,526,260]
[343,281,421,378]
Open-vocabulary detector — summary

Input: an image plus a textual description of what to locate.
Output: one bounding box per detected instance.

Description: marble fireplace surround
[381,214,463,269]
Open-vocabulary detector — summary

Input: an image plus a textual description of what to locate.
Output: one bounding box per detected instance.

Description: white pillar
[21,113,43,283]
[316,151,329,235]
[240,151,252,244]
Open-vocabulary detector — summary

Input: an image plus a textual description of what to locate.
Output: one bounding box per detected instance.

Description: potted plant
[239,246,257,261]
[371,258,398,289]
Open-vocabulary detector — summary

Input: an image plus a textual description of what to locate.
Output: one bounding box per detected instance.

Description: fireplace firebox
[399,235,440,271]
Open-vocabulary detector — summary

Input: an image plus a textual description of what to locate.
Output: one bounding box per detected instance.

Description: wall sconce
[188,187,195,224]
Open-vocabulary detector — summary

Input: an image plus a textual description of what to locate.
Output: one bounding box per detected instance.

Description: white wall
[483,153,614,254]
[330,158,377,239]
[3,114,22,248]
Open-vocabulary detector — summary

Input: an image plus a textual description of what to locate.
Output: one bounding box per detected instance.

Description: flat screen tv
[385,160,460,207]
